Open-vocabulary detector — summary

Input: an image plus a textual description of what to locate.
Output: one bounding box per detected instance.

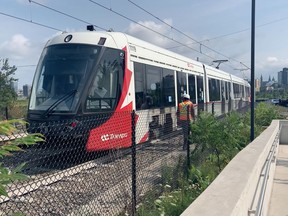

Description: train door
[196,76,204,103]
[196,75,204,113]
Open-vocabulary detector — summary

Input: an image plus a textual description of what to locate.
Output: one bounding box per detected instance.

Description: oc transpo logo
[100,133,128,141]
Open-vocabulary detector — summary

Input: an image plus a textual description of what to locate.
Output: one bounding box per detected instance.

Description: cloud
[0,34,32,60]
[255,56,288,80]
[125,19,178,47]
[259,56,288,68]
[124,18,286,82]
[125,19,207,62]
[267,56,278,63]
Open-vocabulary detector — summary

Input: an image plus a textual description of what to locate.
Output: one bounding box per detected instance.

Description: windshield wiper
[41,89,77,118]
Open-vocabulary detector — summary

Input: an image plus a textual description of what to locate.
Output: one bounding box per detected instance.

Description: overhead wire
[169,16,288,50]
[127,0,288,72]
[29,0,108,31]
[0,0,249,70]
[3,0,269,71]
[29,0,231,65]
[0,11,62,31]
[17,65,37,67]
[127,0,242,69]
[27,0,217,63]
[88,0,219,62]
[166,27,249,50]
[3,1,287,64]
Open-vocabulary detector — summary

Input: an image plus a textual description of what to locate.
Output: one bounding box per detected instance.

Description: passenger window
[188,74,196,104]
[163,69,175,106]
[146,65,161,108]
[177,71,187,103]
[134,63,175,109]
[86,49,124,111]
[209,78,221,101]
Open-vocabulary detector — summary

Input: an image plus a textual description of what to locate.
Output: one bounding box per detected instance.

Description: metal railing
[248,127,280,215]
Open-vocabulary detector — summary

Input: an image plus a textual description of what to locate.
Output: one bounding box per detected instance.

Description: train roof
[46,31,249,87]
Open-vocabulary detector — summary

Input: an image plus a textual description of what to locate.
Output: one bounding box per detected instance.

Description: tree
[0,59,18,110]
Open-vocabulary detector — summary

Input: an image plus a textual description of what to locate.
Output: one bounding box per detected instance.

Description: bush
[255,102,281,126]
[136,102,281,215]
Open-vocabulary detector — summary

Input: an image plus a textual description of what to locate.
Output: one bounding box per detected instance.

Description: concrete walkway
[268,144,288,216]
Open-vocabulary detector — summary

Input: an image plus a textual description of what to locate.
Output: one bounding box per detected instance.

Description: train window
[177,71,187,103]
[86,48,124,111]
[146,65,162,108]
[134,62,145,109]
[225,81,231,100]
[208,78,220,101]
[188,74,196,104]
[245,86,250,99]
[135,63,176,109]
[197,76,204,103]
[221,80,225,101]
[29,44,97,111]
[163,68,175,106]
[241,85,245,98]
[233,83,241,98]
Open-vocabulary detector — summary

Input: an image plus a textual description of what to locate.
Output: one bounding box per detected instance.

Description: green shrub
[0,119,44,196]
[136,102,281,215]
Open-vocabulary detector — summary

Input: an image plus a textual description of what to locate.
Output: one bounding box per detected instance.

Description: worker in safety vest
[177,93,194,150]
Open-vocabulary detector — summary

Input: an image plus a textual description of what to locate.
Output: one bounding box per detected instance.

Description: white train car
[27,31,250,151]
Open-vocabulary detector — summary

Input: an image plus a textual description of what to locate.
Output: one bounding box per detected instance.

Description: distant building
[10,81,18,93]
[255,78,261,92]
[265,81,278,91]
[278,68,288,87]
[23,84,31,98]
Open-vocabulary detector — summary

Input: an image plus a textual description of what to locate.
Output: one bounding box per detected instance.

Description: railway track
[0,131,184,215]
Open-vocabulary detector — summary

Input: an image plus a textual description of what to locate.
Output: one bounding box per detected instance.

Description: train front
[27,32,130,151]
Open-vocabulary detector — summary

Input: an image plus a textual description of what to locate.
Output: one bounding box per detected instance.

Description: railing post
[131,110,136,216]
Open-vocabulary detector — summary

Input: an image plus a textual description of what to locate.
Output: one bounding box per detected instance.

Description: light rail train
[27,30,250,151]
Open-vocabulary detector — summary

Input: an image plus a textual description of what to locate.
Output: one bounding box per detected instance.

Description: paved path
[268,144,288,216]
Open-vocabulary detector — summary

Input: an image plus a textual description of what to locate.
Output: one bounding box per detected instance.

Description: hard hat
[183,93,190,99]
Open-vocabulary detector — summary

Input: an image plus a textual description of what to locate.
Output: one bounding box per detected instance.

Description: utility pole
[250,0,256,141]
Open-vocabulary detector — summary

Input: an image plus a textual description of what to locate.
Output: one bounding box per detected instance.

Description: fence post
[131,110,136,216]
[212,102,215,115]
[5,106,8,120]
[186,107,190,179]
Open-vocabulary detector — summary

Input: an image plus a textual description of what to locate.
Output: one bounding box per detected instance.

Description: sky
[1,0,288,88]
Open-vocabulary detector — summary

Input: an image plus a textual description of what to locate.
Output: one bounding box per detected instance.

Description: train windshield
[29,44,100,112]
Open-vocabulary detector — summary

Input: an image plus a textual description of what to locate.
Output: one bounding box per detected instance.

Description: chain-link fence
[0,99,251,216]
[0,110,189,216]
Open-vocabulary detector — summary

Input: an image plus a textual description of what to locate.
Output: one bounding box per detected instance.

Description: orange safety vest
[178,101,194,121]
